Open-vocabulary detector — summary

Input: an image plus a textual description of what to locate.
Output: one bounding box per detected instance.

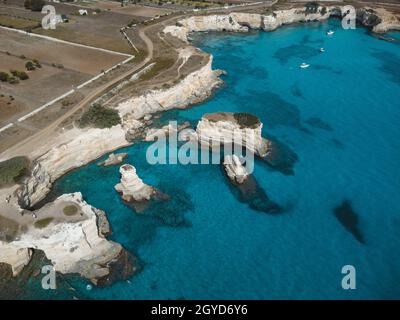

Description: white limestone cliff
[0,192,134,284]
[115,164,155,202]
[223,155,249,184]
[164,6,400,41]
[196,112,270,157]
[98,153,128,167]
[116,57,223,120]
[16,126,130,208]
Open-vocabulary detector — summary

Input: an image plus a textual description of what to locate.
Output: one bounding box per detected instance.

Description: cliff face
[117,57,223,120]
[16,126,129,208]
[164,6,400,40]
[0,193,136,285]
[196,112,270,157]
[223,155,249,184]
[115,164,155,202]
[164,8,331,41]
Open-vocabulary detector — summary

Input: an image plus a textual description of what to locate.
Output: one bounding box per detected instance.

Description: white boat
[319,48,325,52]
[300,63,310,69]
[327,30,334,36]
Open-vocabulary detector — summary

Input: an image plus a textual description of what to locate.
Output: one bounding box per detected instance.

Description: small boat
[319,47,325,52]
[300,63,310,69]
[327,30,334,36]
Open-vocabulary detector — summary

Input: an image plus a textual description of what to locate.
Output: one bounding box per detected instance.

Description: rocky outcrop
[97,153,128,167]
[117,57,223,120]
[0,193,136,285]
[196,112,271,157]
[223,155,249,184]
[164,8,331,41]
[115,164,155,202]
[164,6,400,40]
[16,126,130,208]
[367,8,400,33]
[144,121,191,142]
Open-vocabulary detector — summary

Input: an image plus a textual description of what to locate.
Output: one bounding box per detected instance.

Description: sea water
[22,19,400,299]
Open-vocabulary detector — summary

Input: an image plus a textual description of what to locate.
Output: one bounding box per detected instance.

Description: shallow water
[22,20,400,299]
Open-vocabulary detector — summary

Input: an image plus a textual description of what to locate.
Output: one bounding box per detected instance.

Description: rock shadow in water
[222,166,282,215]
[334,200,365,244]
[126,186,194,228]
[239,89,311,134]
[290,82,304,99]
[305,117,334,131]
[260,136,299,176]
[273,44,321,65]
[371,50,400,85]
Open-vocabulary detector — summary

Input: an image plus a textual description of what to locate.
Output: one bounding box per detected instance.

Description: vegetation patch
[10,70,29,81]
[139,58,174,81]
[78,104,121,129]
[24,0,45,12]
[305,2,319,15]
[34,218,54,229]
[0,156,31,188]
[0,15,40,30]
[233,113,260,129]
[0,216,19,242]
[63,205,78,216]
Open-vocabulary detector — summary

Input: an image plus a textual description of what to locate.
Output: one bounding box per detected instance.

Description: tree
[26,61,36,71]
[0,71,10,82]
[24,0,45,12]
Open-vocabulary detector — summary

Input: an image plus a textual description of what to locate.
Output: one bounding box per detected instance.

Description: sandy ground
[92,1,174,17]
[0,28,126,74]
[0,27,127,126]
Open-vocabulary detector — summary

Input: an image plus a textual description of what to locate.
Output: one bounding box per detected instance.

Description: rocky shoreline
[0,3,398,285]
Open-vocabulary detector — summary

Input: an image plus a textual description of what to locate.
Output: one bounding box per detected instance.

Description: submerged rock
[115,164,155,202]
[259,137,299,176]
[334,200,365,244]
[97,153,128,167]
[223,155,249,184]
[222,164,281,215]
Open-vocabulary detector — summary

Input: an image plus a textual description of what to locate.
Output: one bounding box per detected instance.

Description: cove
[22,19,400,299]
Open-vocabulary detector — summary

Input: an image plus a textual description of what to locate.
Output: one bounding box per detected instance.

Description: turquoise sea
[22,19,400,299]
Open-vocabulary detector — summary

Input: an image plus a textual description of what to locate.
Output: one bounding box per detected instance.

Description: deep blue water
[24,20,400,299]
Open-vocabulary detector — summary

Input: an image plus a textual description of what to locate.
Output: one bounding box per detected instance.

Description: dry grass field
[0,27,127,126]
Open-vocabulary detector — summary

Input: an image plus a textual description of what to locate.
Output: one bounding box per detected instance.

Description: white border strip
[15,55,134,123]
[0,25,131,57]
[0,123,14,134]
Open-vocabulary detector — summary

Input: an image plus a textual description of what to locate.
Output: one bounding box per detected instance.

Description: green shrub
[10,70,29,80]
[24,0,45,12]
[78,104,121,129]
[7,76,19,84]
[0,71,10,82]
[63,205,78,216]
[233,113,260,129]
[34,217,54,229]
[25,61,36,71]
[305,2,319,14]
[0,156,31,187]
[33,59,41,68]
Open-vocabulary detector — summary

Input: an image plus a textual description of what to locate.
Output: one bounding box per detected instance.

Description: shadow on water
[305,117,334,131]
[273,44,321,65]
[371,50,400,85]
[334,200,366,244]
[221,166,282,215]
[238,89,311,133]
[260,136,299,176]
